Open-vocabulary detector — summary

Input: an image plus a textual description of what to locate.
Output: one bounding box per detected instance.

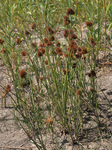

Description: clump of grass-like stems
[0,1,111,149]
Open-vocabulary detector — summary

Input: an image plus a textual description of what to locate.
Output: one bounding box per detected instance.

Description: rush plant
[0,0,111,150]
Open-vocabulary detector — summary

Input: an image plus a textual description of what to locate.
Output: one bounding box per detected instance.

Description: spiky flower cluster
[16,37,22,44]
[86,21,93,27]
[21,51,27,56]
[31,23,36,29]
[47,26,54,34]
[63,69,70,75]
[19,69,27,78]
[90,38,97,46]
[63,16,71,25]
[0,39,4,45]
[66,8,75,16]
[88,70,96,77]
[37,48,45,57]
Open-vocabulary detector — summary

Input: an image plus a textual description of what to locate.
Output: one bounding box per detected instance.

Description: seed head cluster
[21,51,27,56]
[47,26,54,34]
[31,23,36,29]
[90,38,97,46]
[0,39,4,45]
[56,42,60,47]
[63,16,71,25]
[86,21,93,27]
[44,60,48,65]
[6,84,11,92]
[66,8,75,16]
[32,42,36,47]
[88,70,96,77]
[16,37,21,44]
[49,35,55,41]
[63,69,70,75]
[19,69,27,78]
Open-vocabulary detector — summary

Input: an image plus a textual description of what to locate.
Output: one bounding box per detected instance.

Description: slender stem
[103,0,106,71]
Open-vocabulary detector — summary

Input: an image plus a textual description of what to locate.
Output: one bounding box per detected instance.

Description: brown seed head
[19,69,27,78]
[63,32,69,37]
[76,89,81,95]
[32,42,36,47]
[6,84,11,92]
[64,20,71,25]
[64,15,69,20]
[37,51,43,57]
[88,70,96,77]
[55,47,62,54]
[63,69,66,75]
[69,40,77,52]
[82,47,88,54]
[40,77,44,81]
[47,26,54,34]
[67,70,70,74]
[58,52,63,56]
[64,29,69,35]
[56,42,60,47]
[39,42,45,47]
[75,52,82,58]
[90,38,94,44]
[78,47,82,52]
[62,69,70,75]
[16,37,21,44]
[0,39,4,45]
[66,8,75,15]
[90,88,96,93]
[90,38,97,46]
[51,50,56,55]
[70,29,74,34]
[88,73,91,77]
[49,35,55,41]
[31,23,36,29]
[68,34,77,40]
[81,56,86,61]
[44,60,48,65]
[40,48,45,54]
[69,40,77,48]
[21,51,27,56]
[44,37,49,43]
[93,41,97,46]
[91,70,96,77]
[64,53,69,58]
[86,21,93,27]
[72,62,76,68]
[63,16,71,25]
[46,41,53,46]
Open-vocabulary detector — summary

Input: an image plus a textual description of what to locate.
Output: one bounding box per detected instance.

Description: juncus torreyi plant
[0,2,111,149]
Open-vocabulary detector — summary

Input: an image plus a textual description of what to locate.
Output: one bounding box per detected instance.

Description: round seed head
[19,69,27,78]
